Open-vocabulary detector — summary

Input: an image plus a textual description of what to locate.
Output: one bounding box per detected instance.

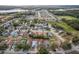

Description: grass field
[58,16,77,20]
[56,22,76,33]
[48,21,76,33]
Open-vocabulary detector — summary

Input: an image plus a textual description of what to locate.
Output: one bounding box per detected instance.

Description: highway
[35,10,59,21]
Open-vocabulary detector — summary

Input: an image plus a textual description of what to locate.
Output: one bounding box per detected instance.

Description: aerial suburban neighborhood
[0,5,79,54]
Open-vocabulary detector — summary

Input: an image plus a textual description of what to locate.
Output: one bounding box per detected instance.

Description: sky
[0,0,78,6]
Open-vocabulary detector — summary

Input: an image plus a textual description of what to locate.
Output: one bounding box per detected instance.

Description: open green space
[58,16,78,20]
[48,21,76,33]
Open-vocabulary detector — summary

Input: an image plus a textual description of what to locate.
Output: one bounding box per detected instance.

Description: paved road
[45,10,57,20]
[37,11,41,19]
[65,44,79,53]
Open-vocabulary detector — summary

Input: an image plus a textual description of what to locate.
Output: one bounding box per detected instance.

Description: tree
[15,43,31,51]
[15,37,31,51]
[51,42,58,51]
[22,44,31,51]
[0,43,8,53]
[33,19,38,23]
[0,43,8,50]
[12,20,20,28]
[0,36,6,42]
[61,42,71,50]
[38,47,49,54]
[72,36,79,45]
[0,26,5,36]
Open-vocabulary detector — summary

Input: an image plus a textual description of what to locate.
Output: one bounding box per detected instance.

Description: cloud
[0,0,78,5]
